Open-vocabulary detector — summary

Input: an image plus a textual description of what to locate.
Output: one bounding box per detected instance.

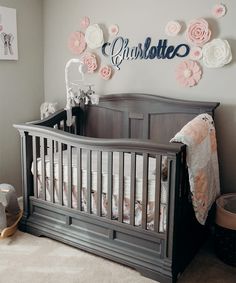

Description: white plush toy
[40,102,57,119]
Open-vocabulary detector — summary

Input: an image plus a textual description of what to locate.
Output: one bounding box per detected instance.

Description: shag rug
[0,230,236,283]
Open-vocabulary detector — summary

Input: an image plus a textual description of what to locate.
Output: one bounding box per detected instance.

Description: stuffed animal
[40,102,57,119]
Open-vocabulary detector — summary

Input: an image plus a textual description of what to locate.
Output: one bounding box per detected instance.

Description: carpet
[0,230,236,283]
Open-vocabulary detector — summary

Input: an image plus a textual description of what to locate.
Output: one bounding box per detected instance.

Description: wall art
[0,6,18,60]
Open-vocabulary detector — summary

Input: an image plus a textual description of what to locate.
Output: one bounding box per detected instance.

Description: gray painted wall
[0,0,44,195]
[43,0,236,194]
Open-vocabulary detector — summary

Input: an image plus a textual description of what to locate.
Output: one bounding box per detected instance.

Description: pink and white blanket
[170,113,220,224]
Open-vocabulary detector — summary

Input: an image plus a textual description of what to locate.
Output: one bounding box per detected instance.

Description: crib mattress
[33,149,168,232]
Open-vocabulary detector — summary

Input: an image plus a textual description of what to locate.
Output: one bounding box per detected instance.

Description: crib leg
[138,267,175,283]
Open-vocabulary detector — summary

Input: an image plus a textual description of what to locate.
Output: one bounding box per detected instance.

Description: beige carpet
[0,231,236,283]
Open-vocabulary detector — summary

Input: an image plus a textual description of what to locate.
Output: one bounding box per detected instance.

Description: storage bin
[215,193,236,266]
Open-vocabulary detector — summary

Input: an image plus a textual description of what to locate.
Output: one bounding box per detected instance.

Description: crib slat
[142,153,148,230]
[32,136,38,198]
[40,137,46,201]
[87,150,91,214]
[76,148,82,211]
[58,142,63,205]
[107,152,113,220]
[130,152,136,226]
[154,155,162,232]
[49,139,54,203]
[118,152,124,223]
[97,151,102,216]
[67,146,72,208]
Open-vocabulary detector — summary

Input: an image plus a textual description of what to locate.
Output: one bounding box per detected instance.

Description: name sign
[102,37,190,70]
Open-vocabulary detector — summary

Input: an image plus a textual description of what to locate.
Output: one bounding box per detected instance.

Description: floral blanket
[170,113,220,224]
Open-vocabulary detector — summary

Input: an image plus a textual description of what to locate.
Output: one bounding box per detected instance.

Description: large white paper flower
[202,39,232,68]
[85,24,104,49]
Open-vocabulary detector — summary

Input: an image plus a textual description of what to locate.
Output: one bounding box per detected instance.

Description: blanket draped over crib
[170,113,220,224]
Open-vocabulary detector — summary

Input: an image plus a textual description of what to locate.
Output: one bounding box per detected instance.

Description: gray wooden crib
[14,93,219,283]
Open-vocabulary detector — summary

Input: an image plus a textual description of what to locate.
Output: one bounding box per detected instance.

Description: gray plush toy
[0,184,21,233]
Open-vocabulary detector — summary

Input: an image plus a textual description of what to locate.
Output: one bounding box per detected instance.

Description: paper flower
[186,18,211,46]
[68,31,86,55]
[80,16,90,29]
[176,60,202,87]
[190,47,203,60]
[212,4,226,18]
[202,39,232,68]
[82,52,98,73]
[85,24,104,49]
[109,24,119,36]
[165,21,181,36]
[99,65,112,80]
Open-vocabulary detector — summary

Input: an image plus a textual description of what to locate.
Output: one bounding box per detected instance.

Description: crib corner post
[19,130,33,223]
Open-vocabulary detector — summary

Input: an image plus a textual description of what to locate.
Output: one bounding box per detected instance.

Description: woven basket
[215,194,236,266]
[0,210,23,240]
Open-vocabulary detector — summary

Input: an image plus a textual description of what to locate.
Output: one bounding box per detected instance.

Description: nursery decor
[99,65,112,80]
[40,102,57,119]
[186,18,211,46]
[190,46,203,60]
[0,6,18,60]
[85,24,104,49]
[165,21,181,36]
[68,31,86,55]
[212,4,227,18]
[108,24,119,36]
[82,52,98,73]
[202,39,232,68]
[80,16,90,29]
[176,60,202,87]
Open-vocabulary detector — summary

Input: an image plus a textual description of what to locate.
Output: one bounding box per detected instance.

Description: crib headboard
[83,93,219,143]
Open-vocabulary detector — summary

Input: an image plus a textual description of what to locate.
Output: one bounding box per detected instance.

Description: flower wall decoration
[99,65,112,80]
[80,16,90,29]
[82,52,98,73]
[165,21,181,36]
[202,39,232,68]
[186,18,211,46]
[68,31,86,55]
[85,24,104,49]
[190,46,203,60]
[176,60,202,87]
[109,24,119,36]
[212,4,227,18]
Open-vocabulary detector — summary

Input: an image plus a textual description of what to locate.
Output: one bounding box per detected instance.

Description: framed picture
[0,6,18,60]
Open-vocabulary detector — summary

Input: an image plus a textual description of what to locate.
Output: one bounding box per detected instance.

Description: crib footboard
[15,122,192,283]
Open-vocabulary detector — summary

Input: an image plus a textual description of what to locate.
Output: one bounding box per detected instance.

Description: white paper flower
[202,39,232,68]
[165,21,181,36]
[85,24,104,49]
[109,24,119,36]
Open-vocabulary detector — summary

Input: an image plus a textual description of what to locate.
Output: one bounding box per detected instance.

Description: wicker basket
[215,194,236,266]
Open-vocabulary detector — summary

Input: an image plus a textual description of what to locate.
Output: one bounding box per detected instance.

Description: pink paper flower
[80,16,90,29]
[82,52,98,73]
[99,65,112,80]
[176,60,202,87]
[109,24,119,36]
[212,4,226,18]
[68,31,86,55]
[190,47,203,60]
[165,21,181,36]
[186,18,211,46]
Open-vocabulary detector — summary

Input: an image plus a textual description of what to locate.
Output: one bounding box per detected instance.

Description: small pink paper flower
[212,4,226,18]
[165,21,181,36]
[80,16,90,29]
[186,18,211,46]
[99,65,112,80]
[68,31,86,55]
[82,52,98,73]
[109,24,119,36]
[176,60,202,87]
[190,47,203,60]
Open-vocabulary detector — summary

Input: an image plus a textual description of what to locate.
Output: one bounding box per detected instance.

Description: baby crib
[14,93,219,283]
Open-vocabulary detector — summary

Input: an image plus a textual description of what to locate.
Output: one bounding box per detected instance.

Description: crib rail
[15,122,185,238]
